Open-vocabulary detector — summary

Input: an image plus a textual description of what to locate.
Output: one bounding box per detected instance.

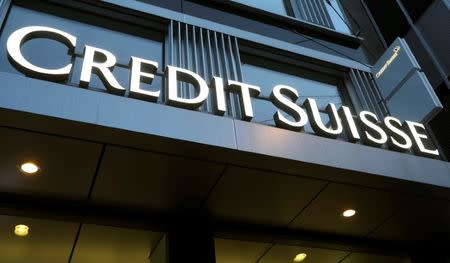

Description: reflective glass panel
[232,0,288,16]
[325,0,353,34]
[241,57,344,131]
[242,62,342,108]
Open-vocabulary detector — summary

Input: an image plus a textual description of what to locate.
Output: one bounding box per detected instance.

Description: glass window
[289,0,354,34]
[0,5,164,93]
[71,224,166,263]
[324,0,353,34]
[229,0,354,35]
[215,238,411,263]
[0,215,167,263]
[241,63,342,107]
[241,56,344,133]
[232,0,288,16]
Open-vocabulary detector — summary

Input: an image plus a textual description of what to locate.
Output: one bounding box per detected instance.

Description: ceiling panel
[369,197,450,241]
[289,183,402,237]
[91,146,225,212]
[149,235,167,263]
[71,224,163,263]
[258,244,349,263]
[341,252,411,263]
[0,127,102,199]
[206,166,327,226]
[214,238,271,263]
[0,215,78,263]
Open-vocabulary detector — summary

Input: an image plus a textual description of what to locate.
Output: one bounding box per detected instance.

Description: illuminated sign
[375,45,400,79]
[6,26,440,158]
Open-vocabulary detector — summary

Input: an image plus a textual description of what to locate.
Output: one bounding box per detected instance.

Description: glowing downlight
[342,209,356,218]
[14,224,30,237]
[19,162,40,174]
[293,253,307,262]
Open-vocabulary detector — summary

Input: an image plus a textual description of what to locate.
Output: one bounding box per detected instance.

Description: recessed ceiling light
[342,209,356,217]
[19,162,39,174]
[14,224,30,237]
[293,253,307,262]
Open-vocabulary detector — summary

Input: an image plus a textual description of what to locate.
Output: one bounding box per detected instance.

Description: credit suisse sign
[6,26,440,158]
[372,37,442,123]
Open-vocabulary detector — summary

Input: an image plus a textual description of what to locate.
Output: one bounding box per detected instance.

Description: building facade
[364,0,450,162]
[0,0,449,262]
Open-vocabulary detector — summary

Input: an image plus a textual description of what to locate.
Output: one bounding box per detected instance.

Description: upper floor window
[324,0,352,34]
[231,0,288,16]
[231,0,354,35]
[292,0,354,35]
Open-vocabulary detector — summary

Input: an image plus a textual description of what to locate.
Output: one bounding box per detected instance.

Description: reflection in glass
[242,63,342,108]
[232,0,288,16]
[241,61,343,131]
[324,0,353,34]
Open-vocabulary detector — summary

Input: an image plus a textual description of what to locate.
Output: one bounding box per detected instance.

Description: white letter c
[7,26,76,81]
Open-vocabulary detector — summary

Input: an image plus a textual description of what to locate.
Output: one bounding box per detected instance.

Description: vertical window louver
[349,69,388,119]
[165,21,242,118]
[293,0,334,29]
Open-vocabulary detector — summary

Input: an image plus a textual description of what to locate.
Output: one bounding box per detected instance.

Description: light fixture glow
[342,209,356,217]
[20,162,39,174]
[293,253,307,262]
[14,224,29,237]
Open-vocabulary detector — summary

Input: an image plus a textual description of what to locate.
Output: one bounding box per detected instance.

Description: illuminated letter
[227,80,261,121]
[80,45,126,95]
[211,77,227,115]
[7,26,76,81]
[304,98,343,138]
[270,85,308,131]
[383,116,413,151]
[405,121,439,157]
[165,65,209,109]
[129,56,160,101]
[338,106,360,142]
[358,111,387,147]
